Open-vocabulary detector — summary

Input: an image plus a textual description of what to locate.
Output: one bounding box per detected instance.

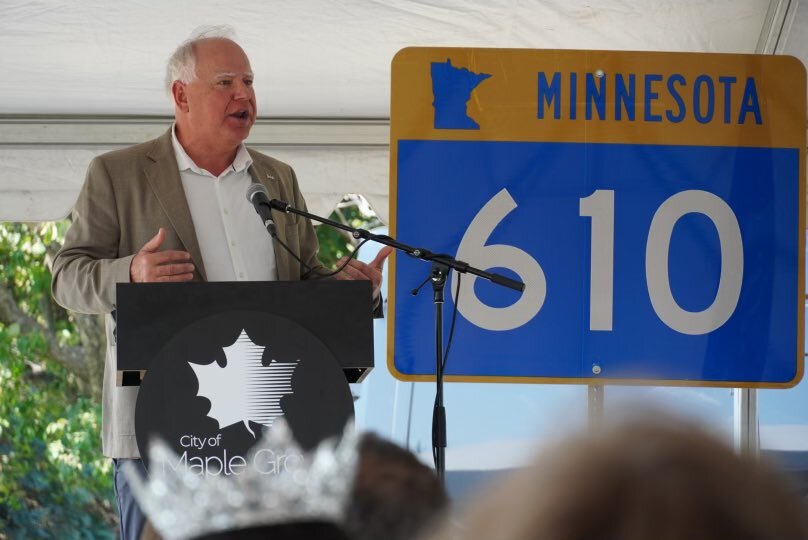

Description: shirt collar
[171,124,253,176]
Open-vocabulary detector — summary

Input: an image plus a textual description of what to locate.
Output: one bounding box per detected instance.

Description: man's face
[179,38,257,150]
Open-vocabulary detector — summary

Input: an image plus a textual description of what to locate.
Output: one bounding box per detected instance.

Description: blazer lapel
[145,130,208,281]
[247,157,292,280]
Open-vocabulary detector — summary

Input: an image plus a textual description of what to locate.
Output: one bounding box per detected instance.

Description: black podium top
[116,280,374,385]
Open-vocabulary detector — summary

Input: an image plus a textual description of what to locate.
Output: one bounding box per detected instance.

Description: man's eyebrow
[214,72,254,78]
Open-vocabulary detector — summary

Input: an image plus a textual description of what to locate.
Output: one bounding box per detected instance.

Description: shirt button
[239,272,245,278]
[223,208,229,215]
[231,240,237,246]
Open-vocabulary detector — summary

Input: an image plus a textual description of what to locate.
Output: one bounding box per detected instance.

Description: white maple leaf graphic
[189,329,298,437]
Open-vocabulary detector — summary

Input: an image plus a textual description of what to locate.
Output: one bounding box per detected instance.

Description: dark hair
[193,521,352,540]
[344,433,448,540]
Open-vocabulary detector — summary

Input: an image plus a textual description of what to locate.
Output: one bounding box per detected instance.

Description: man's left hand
[334,246,394,300]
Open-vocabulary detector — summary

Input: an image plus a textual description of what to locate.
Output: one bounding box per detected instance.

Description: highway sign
[389,48,805,387]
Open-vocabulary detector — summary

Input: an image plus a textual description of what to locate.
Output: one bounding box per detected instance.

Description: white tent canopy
[0,0,805,222]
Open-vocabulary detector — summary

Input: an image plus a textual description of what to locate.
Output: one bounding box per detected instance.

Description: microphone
[246,183,317,276]
[246,183,277,237]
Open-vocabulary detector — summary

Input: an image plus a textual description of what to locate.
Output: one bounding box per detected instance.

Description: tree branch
[0,283,91,388]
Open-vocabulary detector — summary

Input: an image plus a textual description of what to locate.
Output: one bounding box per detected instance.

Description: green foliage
[315,195,384,268]
[0,222,59,303]
[0,222,79,348]
[0,324,115,538]
[0,223,115,538]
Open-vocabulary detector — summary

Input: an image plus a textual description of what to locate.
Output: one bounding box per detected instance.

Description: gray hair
[165,25,237,96]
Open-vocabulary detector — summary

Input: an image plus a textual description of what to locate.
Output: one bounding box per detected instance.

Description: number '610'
[450,188,743,335]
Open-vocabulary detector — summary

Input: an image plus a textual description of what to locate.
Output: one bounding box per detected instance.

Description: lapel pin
[266,172,275,180]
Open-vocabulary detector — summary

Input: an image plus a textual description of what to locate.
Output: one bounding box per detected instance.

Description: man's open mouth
[230,110,250,120]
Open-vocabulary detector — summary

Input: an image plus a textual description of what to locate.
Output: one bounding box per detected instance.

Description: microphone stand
[264,198,525,484]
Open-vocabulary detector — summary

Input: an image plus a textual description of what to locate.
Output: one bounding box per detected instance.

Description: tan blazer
[51,129,324,458]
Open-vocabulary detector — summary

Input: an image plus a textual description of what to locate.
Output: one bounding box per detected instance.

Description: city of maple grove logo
[135,310,354,472]
[190,330,298,437]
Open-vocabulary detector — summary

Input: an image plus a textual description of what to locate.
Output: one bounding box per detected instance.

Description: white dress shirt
[171,126,277,282]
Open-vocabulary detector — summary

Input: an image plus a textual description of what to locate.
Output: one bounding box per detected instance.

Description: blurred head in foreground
[141,519,351,540]
[345,433,448,540]
[191,521,351,540]
[425,417,807,540]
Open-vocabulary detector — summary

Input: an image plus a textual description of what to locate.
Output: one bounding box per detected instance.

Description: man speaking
[51,26,390,540]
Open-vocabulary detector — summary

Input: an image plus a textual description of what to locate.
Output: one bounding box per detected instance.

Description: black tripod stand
[257,195,525,483]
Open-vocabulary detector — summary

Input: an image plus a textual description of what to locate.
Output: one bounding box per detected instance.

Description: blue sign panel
[393,141,800,384]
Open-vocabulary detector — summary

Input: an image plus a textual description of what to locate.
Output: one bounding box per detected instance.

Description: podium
[115,280,374,464]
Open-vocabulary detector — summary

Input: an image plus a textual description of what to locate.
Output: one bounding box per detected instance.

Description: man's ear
[172,81,190,112]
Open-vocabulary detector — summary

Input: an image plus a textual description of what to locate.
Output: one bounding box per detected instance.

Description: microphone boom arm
[267,198,525,293]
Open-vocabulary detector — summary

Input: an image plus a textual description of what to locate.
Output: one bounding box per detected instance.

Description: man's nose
[233,80,252,100]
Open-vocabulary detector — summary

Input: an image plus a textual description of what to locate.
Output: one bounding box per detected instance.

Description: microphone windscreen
[246,183,269,203]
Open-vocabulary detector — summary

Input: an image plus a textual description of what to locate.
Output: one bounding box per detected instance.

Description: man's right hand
[129,228,195,283]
